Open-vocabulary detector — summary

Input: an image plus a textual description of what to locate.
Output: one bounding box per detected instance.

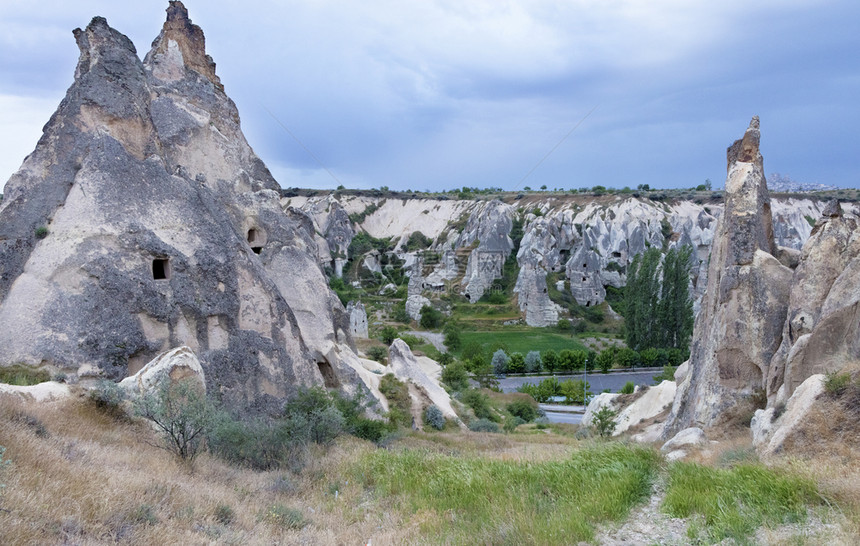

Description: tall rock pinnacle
[663,117,792,436]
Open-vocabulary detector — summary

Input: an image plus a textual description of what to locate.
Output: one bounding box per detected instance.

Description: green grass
[352,443,660,543]
[456,328,586,358]
[0,364,51,386]
[663,462,824,544]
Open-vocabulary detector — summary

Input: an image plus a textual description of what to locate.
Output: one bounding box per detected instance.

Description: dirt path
[592,476,688,545]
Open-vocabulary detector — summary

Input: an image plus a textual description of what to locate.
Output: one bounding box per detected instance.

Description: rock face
[346,301,369,338]
[664,118,793,435]
[766,201,860,405]
[388,339,458,424]
[752,374,825,457]
[458,200,515,302]
[0,3,369,413]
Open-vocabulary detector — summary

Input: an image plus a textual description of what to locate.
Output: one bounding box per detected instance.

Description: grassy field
[456,328,587,357]
[1,391,856,545]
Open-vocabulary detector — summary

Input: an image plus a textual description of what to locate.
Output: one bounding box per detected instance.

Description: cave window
[585,301,591,307]
[582,276,587,282]
[152,258,170,280]
[582,263,587,268]
[612,251,621,258]
[543,288,547,293]
[248,228,263,254]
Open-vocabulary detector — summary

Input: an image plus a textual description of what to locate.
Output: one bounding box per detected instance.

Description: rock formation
[664,117,793,436]
[0,3,369,413]
[765,200,860,405]
[346,301,369,338]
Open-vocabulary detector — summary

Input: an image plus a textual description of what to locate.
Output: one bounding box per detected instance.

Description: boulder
[613,380,676,435]
[631,422,666,444]
[119,346,205,396]
[581,392,620,427]
[387,339,459,425]
[754,374,826,457]
[661,427,707,452]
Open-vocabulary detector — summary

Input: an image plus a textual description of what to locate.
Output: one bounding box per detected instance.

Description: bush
[424,405,445,430]
[282,386,345,445]
[503,416,526,433]
[391,302,411,324]
[491,349,509,376]
[443,328,461,351]
[419,305,444,329]
[34,226,49,239]
[541,350,559,372]
[506,399,539,422]
[524,351,542,373]
[260,504,308,529]
[380,326,399,345]
[133,378,214,463]
[824,370,852,394]
[366,345,387,364]
[441,361,469,392]
[208,414,292,471]
[379,374,412,428]
[214,504,235,525]
[620,381,635,394]
[639,348,659,367]
[460,389,497,421]
[469,418,501,433]
[591,405,618,437]
[652,365,676,384]
[89,379,127,414]
[616,347,639,369]
[596,349,614,373]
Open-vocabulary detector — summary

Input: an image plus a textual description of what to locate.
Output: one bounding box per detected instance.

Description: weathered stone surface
[346,301,368,338]
[514,218,561,326]
[0,381,71,402]
[458,200,515,302]
[664,118,792,436]
[118,345,204,396]
[388,339,458,424]
[405,294,432,322]
[631,422,666,444]
[766,209,860,402]
[581,392,620,427]
[0,4,369,414]
[661,427,706,452]
[614,380,676,435]
[754,374,825,457]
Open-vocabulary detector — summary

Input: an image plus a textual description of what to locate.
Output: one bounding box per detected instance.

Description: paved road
[499,370,661,395]
[540,406,584,425]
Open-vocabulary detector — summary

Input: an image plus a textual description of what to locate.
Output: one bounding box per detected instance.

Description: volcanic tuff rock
[664,117,793,436]
[0,3,371,413]
[765,200,860,405]
[346,301,369,339]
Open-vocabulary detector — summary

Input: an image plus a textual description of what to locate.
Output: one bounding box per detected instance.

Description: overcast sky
[1,0,858,192]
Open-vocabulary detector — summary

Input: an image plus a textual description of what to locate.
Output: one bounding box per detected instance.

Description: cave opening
[152,258,170,280]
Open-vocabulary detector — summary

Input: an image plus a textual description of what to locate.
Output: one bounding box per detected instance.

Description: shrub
[282,387,345,445]
[441,361,469,392]
[524,351,542,373]
[503,416,526,433]
[260,504,308,529]
[351,418,390,443]
[89,379,127,414]
[380,326,399,345]
[491,349,509,376]
[208,414,297,471]
[824,370,852,394]
[379,374,412,428]
[366,345,387,364]
[652,365,676,384]
[214,504,235,525]
[468,418,500,433]
[620,381,635,394]
[616,347,639,369]
[391,301,411,323]
[443,328,461,351]
[460,389,497,421]
[133,378,214,463]
[596,349,614,373]
[506,399,539,422]
[639,348,659,367]
[541,350,559,372]
[591,405,618,437]
[34,226,49,239]
[560,379,591,405]
[419,305,444,329]
[424,405,445,430]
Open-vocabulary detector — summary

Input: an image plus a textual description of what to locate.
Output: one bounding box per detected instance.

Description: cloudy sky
[1,0,858,192]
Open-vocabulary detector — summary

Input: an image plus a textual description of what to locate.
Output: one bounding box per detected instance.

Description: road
[499,370,661,394]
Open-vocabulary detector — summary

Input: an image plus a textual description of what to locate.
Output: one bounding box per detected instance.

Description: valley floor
[1,392,858,545]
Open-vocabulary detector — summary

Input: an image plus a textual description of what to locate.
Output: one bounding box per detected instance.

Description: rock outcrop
[0,3,369,413]
[346,301,369,338]
[388,339,459,425]
[118,345,205,397]
[752,374,825,456]
[664,117,793,436]
[765,201,860,405]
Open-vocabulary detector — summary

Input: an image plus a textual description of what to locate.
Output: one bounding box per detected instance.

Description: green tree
[491,349,509,376]
[524,351,542,373]
[542,350,559,373]
[508,352,525,374]
[419,305,444,329]
[596,349,614,373]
